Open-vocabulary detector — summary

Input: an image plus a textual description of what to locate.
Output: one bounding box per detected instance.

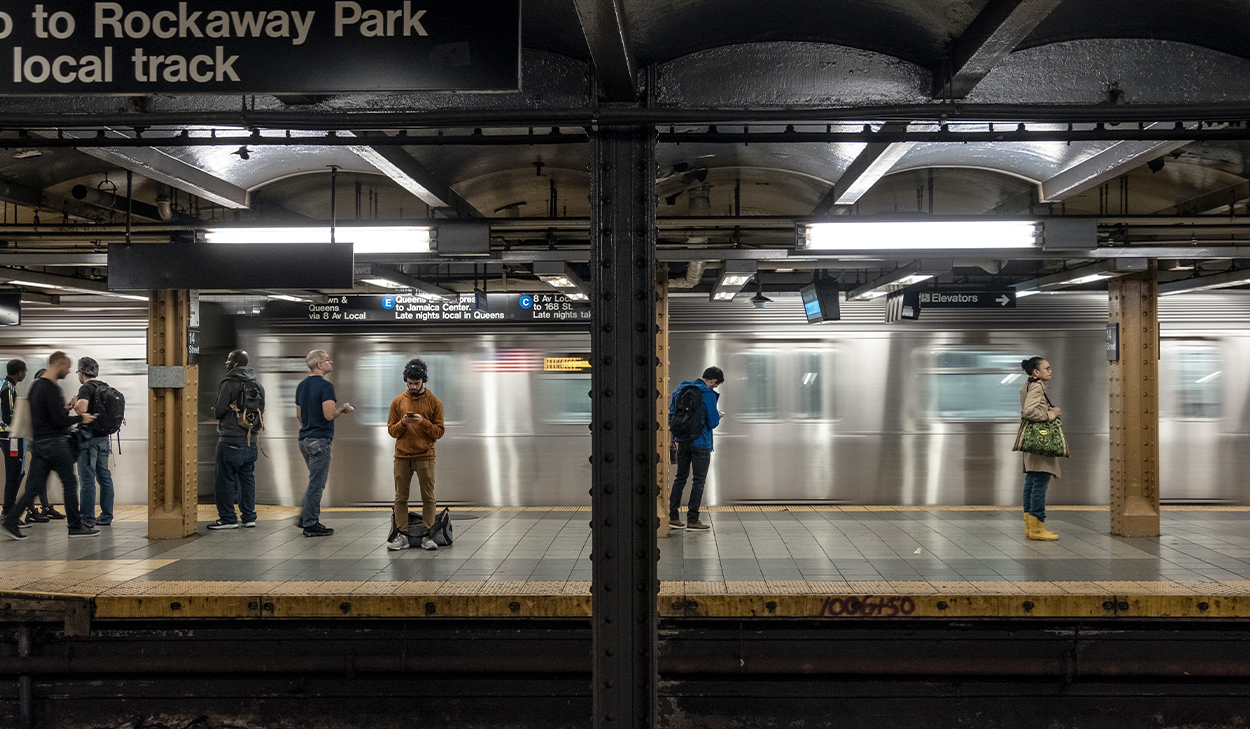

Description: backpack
[429,507,454,546]
[230,380,265,445]
[671,385,706,444]
[88,381,126,437]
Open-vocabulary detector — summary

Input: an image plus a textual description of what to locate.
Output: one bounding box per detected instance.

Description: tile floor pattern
[1,505,1250,597]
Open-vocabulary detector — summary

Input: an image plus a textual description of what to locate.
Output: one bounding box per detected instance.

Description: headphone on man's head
[404,358,428,383]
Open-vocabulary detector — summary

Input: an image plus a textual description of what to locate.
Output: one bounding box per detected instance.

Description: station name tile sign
[918,291,1016,308]
[264,292,591,324]
[0,1,520,94]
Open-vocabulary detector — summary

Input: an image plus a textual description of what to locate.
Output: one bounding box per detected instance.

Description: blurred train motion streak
[1,292,1245,507]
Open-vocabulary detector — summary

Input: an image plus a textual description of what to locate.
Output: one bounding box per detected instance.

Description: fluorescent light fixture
[1066,273,1111,286]
[847,260,950,301]
[565,292,589,302]
[799,220,1039,251]
[205,226,433,254]
[533,261,588,297]
[268,294,309,302]
[1159,268,1250,296]
[1016,290,1041,297]
[1014,260,1145,294]
[711,259,757,303]
[7,280,67,290]
[105,293,150,302]
[362,277,406,289]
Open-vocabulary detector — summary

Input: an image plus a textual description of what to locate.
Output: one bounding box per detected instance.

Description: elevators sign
[0,1,520,95]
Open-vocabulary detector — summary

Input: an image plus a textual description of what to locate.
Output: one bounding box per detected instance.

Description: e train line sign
[264,292,590,325]
[0,1,520,94]
[918,291,1016,308]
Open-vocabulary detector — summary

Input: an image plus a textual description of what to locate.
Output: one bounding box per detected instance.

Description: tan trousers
[394,458,436,534]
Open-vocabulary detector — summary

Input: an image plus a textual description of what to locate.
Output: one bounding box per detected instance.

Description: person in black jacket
[209,349,265,531]
[1,352,98,540]
[0,361,62,525]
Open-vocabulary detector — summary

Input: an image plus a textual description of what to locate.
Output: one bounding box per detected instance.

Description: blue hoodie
[668,379,720,451]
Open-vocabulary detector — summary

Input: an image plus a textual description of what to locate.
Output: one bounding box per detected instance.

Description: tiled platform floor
[3,505,1250,598]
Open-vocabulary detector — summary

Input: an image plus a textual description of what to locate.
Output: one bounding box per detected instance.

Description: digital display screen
[802,287,822,322]
[0,290,20,326]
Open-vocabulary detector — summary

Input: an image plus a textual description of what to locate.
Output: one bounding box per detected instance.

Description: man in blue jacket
[668,366,723,531]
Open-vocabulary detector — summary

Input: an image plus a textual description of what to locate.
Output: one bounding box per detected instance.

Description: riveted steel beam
[1108,262,1160,537]
[573,0,638,100]
[348,141,483,217]
[1041,124,1191,201]
[590,125,657,729]
[812,123,912,213]
[934,0,1065,99]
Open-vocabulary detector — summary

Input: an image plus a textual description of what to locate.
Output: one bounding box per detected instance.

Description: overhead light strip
[205,226,433,254]
[800,220,1039,251]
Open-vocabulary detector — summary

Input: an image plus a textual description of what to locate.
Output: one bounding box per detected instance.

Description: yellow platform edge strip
[3,591,1244,620]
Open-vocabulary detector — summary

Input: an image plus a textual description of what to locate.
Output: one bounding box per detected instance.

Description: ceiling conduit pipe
[667,260,708,289]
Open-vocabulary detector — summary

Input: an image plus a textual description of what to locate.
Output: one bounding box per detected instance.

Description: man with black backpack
[72,357,124,528]
[209,349,265,531]
[668,366,724,531]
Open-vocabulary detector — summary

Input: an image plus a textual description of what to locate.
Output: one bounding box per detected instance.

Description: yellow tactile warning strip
[4,578,1250,619]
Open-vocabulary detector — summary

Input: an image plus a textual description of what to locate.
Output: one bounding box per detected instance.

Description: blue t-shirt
[295,375,337,441]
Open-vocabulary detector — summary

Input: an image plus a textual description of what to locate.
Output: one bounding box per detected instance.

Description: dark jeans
[298,437,332,528]
[670,442,711,523]
[214,441,258,525]
[1023,471,1052,522]
[5,437,80,529]
[78,434,114,527]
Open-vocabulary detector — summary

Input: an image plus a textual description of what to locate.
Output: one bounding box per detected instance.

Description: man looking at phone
[294,349,353,538]
[385,357,444,551]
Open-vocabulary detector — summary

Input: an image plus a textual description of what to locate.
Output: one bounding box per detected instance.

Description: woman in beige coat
[1019,356,1061,541]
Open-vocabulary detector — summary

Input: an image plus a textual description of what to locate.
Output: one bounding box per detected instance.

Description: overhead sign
[0,1,520,95]
[264,292,591,324]
[918,291,1016,308]
[109,241,354,289]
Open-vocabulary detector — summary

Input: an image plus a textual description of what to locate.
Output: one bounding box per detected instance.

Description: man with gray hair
[294,349,353,537]
[72,356,117,528]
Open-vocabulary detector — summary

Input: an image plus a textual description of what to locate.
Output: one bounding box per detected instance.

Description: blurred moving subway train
[1,291,1247,507]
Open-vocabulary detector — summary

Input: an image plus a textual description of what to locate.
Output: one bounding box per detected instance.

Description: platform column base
[147,290,199,539]
[1108,265,1160,538]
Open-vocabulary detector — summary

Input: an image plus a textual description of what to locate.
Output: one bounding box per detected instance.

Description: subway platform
[2,504,1250,621]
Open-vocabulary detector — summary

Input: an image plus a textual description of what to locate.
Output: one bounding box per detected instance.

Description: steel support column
[147,290,198,539]
[590,126,658,728]
[1108,263,1160,537]
[655,264,671,539]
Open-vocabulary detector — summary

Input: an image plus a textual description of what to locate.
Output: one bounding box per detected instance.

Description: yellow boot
[1026,514,1058,541]
[1023,512,1032,538]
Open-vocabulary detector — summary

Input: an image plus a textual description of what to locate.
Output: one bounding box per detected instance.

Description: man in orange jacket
[385,357,445,551]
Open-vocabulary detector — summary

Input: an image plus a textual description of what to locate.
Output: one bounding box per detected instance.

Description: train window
[735,351,778,420]
[794,350,837,420]
[358,353,464,426]
[930,351,1027,421]
[537,374,592,424]
[1162,344,1223,420]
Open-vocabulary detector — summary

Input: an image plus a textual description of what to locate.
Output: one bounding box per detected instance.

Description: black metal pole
[329,165,339,243]
[591,125,658,729]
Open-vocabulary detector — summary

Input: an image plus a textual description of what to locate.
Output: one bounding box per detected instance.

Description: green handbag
[1013,417,1069,458]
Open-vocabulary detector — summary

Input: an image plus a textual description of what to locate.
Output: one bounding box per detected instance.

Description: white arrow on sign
[997,295,1011,306]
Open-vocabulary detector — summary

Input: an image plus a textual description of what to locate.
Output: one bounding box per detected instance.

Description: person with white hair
[294,349,353,537]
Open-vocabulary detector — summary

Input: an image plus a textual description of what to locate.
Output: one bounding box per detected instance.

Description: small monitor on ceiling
[800,279,840,324]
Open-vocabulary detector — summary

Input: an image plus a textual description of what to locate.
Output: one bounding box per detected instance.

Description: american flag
[473,348,544,373]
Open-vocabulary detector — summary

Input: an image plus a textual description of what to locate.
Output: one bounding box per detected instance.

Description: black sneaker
[302,523,334,537]
[241,521,256,528]
[25,508,49,523]
[68,526,100,538]
[42,506,65,520]
[207,519,239,530]
[1,520,27,540]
